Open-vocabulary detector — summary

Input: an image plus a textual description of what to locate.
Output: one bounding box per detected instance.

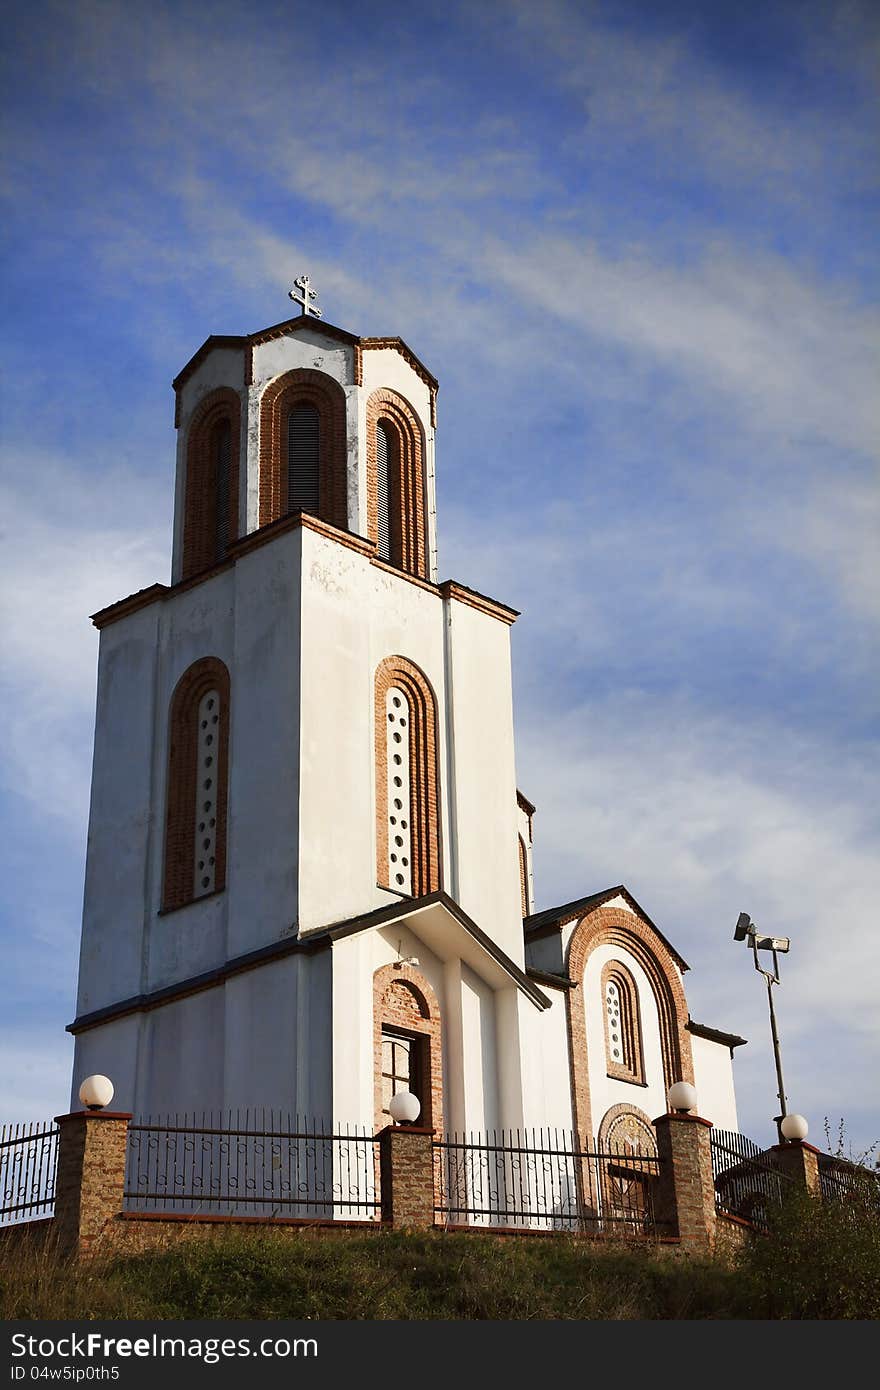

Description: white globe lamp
[667,1081,698,1114]
[78,1075,114,1111]
[780,1113,808,1142]
[388,1090,421,1125]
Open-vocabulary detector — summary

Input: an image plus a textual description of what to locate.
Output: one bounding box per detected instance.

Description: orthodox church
[69,285,744,1149]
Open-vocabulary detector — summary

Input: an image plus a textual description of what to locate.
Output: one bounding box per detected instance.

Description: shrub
[734,1183,880,1319]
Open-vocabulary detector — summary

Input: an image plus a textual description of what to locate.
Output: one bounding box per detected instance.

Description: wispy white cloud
[516,690,879,1143]
[0,452,169,833]
[485,235,880,458]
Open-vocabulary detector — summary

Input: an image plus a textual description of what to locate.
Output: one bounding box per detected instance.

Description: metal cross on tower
[288,274,323,319]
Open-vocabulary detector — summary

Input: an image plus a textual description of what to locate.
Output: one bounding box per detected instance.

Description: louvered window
[213,418,231,562]
[376,421,391,561]
[287,405,319,513]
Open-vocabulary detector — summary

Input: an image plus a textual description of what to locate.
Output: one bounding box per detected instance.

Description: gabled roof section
[319,890,550,1010]
[524,885,689,972]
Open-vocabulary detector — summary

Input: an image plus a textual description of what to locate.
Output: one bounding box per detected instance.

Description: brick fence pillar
[770,1140,821,1195]
[379,1125,435,1229]
[54,1111,132,1259]
[653,1113,716,1253]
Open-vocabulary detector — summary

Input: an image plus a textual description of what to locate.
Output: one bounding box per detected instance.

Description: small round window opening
[386,686,412,893]
[193,689,220,898]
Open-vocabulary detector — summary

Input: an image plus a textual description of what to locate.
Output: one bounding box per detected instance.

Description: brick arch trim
[375,656,441,897]
[565,906,693,1143]
[366,388,427,580]
[518,835,529,917]
[373,962,443,1135]
[596,1102,657,1154]
[258,369,347,531]
[182,388,242,580]
[163,657,231,912]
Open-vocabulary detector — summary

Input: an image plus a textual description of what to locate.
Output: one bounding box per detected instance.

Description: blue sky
[1,0,877,1156]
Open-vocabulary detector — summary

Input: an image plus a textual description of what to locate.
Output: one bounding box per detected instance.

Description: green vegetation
[2,1190,878,1320]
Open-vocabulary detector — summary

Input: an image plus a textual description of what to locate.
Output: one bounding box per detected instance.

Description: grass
[2,1225,737,1321]
[3,1189,878,1320]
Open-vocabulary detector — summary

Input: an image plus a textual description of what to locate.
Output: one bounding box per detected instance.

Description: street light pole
[733,914,792,1144]
[764,967,788,1143]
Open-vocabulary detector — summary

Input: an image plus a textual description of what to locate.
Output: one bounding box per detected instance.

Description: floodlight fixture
[734,912,752,942]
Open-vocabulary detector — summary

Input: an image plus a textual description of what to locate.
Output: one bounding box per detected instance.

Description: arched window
[259,370,347,531]
[366,390,427,579]
[163,657,231,912]
[375,657,440,897]
[601,961,645,1085]
[182,390,241,579]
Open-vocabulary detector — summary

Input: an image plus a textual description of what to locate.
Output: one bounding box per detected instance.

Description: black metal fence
[433,1129,663,1234]
[124,1112,380,1220]
[0,1120,59,1226]
[710,1127,793,1231]
[818,1152,880,1215]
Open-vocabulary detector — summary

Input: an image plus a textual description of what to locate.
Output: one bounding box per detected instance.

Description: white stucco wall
[70,1015,140,1113]
[690,1034,739,1132]
[459,965,500,1134]
[297,526,522,957]
[71,948,332,1122]
[517,988,573,1132]
[443,598,523,962]
[79,529,304,1019]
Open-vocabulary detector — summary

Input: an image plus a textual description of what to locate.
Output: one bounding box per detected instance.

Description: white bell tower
[69,286,530,1125]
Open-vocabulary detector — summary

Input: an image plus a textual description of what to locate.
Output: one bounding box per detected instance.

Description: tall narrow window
[193,688,220,897]
[375,657,440,898]
[602,961,645,1085]
[213,418,231,564]
[287,404,319,513]
[376,421,392,561]
[163,658,231,913]
[385,687,412,892]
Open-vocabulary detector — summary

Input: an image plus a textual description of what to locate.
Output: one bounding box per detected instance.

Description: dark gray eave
[523,885,689,973]
[525,967,574,991]
[516,789,536,817]
[68,891,550,1035]
[686,1018,747,1050]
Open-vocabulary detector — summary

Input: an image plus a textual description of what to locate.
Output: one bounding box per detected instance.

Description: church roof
[523,885,690,972]
[322,891,551,1010]
[172,316,439,396]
